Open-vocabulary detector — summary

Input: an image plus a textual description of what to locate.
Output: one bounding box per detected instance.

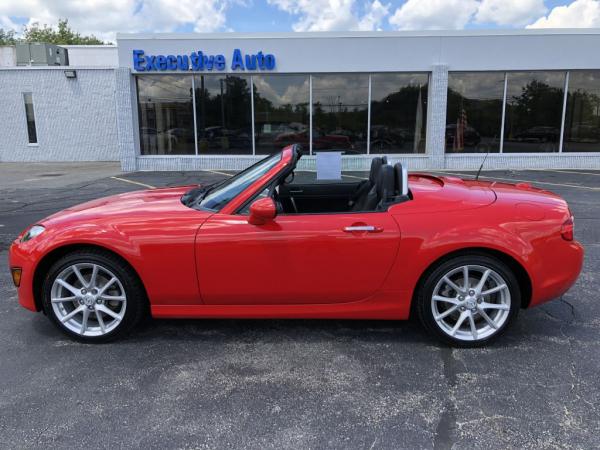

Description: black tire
[416,253,521,348]
[41,249,147,343]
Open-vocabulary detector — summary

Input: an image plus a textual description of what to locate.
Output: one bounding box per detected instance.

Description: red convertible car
[9,145,583,346]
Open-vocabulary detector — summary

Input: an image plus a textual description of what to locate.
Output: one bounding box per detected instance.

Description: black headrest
[369,157,384,184]
[376,164,395,202]
[394,163,403,195]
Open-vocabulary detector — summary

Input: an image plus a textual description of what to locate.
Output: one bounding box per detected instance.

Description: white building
[2,30,600,171]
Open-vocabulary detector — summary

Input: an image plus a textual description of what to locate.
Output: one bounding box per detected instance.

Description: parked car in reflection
[512,126,559,143]
[568,124,600,142]
[198,126,252,152]
[165,127,195,143]
[370,125,408,151]
[274,128,353,151]
[445,124,481,149]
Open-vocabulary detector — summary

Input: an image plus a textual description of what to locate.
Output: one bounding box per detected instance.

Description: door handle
[289,189,304,194]
[343,225,383,233]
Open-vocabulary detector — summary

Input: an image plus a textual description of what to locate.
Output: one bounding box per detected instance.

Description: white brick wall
[0,67,119,162]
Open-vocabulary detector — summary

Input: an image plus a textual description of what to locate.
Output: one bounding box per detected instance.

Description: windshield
[197,152,282,211]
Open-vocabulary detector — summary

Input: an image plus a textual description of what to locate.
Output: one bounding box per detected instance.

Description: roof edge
[116,29,600,41]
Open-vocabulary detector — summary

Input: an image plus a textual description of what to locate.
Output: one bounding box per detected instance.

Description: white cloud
[267,0,390,31]
[475,0,546,26]
[358,0,390,31]
[389,0,478,30]
[0,15,20,31]
[6,0,600,39]
[527,0,600,28]
[0,0,231,42]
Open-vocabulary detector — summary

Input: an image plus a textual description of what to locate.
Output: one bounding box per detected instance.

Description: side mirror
[248,197,277,225]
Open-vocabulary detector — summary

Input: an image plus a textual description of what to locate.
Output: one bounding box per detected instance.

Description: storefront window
[312,74,369,154]
[563,71,600,152]
[253,75,309,155]
[194,75,252,154]
[446,72,505,153]
[503,71,565,153]
[137,76,195,155]
[370,73,428,154]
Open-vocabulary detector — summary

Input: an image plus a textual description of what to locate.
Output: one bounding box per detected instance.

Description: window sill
[27,143,39,147]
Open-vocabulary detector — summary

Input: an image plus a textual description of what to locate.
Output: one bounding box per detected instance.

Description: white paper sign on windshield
[316,152,342,180]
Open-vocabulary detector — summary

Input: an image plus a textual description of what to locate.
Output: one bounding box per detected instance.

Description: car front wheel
[42,249,146,342]
[416,254,521,347]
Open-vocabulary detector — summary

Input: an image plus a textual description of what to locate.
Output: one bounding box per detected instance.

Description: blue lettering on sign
[132,49,276,72]
[231,49,244,70]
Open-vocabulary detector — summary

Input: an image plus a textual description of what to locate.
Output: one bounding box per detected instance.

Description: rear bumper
[529,239,584,307]
[8,240,39,312]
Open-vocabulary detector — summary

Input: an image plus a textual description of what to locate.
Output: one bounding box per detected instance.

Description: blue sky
[1,0,599,42]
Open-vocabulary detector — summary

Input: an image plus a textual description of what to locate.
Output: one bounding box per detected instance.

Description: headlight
[21,225,46,243]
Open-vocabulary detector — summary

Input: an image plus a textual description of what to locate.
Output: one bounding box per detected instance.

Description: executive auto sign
[132,49,276,72]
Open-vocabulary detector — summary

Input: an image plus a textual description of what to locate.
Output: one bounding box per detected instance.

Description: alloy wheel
[50,263,127,337]
[431,264,511,342]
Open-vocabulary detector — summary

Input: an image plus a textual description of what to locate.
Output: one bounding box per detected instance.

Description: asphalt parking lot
[1,164,599,449]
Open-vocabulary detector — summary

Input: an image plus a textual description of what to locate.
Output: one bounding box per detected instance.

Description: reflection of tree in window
[445,72,504,154]
[194,75,252,154]
[370,73,428,154]
[504,72,565,153]
[564,71,600,152]
[312,74,369,154]
[253,75,309,154]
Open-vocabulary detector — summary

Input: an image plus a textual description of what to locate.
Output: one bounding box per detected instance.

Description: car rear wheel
[42,250,146,343]
[416,254,520,347]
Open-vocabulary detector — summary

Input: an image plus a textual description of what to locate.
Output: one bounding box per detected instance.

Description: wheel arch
[32,243,149,313]
[409,246,533,318]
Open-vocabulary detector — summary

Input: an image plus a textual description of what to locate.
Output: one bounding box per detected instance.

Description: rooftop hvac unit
[16,43,69,66]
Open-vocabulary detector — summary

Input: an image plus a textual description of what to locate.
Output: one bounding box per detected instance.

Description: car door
[195,211,400,305]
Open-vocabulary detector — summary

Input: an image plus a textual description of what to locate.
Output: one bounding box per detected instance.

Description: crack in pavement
[540,295,577,324]
[433,347,459,450]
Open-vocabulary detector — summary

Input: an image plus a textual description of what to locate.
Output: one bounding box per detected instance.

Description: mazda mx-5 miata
[9,145,583,346]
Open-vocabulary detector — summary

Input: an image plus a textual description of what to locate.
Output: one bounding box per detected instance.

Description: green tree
[23,19,105,45]
[0,28,17,45]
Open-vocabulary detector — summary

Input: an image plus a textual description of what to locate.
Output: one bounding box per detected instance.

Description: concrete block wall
[0,67,119,162]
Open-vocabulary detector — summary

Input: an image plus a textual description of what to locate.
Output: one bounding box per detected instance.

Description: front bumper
[8,240,39,312]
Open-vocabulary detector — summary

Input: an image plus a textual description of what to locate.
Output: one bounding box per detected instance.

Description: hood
[41,186,200,227]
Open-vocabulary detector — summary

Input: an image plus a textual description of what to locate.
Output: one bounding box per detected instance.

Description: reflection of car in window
[274,128,353,151]
[569,124,600,142]
[445,124,482,148]
[198,126,252,150]
[370,125,407,150]
[513,126,559,143]
[165,127,194,141]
